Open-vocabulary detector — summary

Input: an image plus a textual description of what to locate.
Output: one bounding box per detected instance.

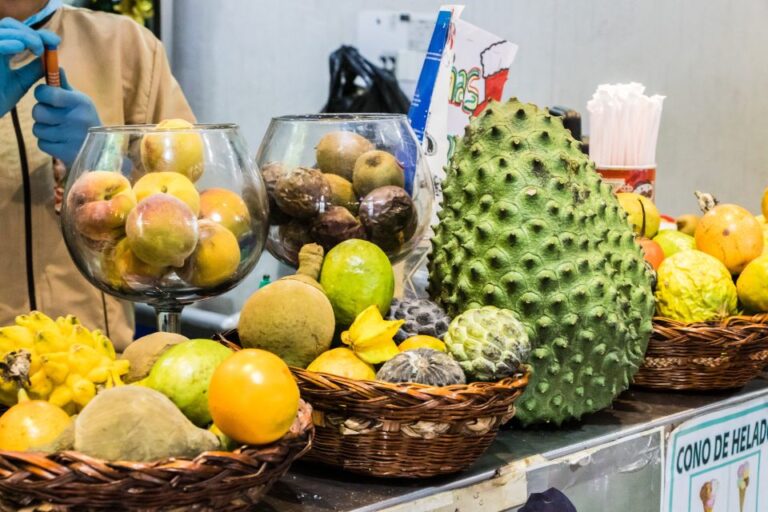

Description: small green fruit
[652,230,696,258]
[144,339,233,426]
[320,239,395,326]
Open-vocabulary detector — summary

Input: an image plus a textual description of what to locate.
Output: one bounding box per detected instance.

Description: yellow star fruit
[341,305,403,364]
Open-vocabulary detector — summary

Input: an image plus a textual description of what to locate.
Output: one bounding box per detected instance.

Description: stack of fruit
[0,313,301,462]
[66,119,254,294]
[263,131,419,264]
[236,240,530,387]
[617,189,768,322]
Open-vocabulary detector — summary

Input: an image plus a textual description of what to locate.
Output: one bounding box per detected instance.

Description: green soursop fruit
[428,98,655,425]
[443,306,530,382]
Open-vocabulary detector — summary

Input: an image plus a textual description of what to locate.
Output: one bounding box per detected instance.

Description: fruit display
[238,244,335,367]
[376,348,466,386]
[0,310,306,474]
[60,121,268,327]
[655,251,738,322]
[0,311,128,413]
[646,190,768,321]
[387,298,452,343]
[428,98,655,425]
[443,307,531,382]
[320,239,395,326]
[255,115,433,266]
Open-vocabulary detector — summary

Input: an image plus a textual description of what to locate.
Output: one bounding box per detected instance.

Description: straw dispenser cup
[587,83,665,200]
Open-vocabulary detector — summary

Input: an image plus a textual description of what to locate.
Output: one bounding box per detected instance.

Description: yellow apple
[67,171,136,242]
[103,238,167,291]
[133,171,200,215]
[182,220,241,287]
[199,188,251,240]
[126,195,199,267]
[140,119,204,182]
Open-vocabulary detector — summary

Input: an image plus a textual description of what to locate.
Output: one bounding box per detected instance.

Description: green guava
[652,230,696,258]
[655,250,738,323]
[319,239,395,326]
[144,339,233,426]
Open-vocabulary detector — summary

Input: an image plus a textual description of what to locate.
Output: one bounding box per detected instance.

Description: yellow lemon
[306,348,376,380]
[398,335,446,353]
[737,255,768,313]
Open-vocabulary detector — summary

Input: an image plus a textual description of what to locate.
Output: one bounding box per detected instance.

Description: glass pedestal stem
[155,306,183,333]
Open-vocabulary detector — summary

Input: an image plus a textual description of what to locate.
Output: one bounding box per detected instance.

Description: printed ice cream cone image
[699,479,718,512]
[737,462,750,512]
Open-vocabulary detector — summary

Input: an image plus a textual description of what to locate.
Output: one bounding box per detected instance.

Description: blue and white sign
[665,396,768,512]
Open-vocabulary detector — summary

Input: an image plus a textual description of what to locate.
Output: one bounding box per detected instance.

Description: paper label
[408,8,517,225]
[664,395,768,512]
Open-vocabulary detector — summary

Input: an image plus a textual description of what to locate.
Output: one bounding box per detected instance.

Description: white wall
[169,0,768,311]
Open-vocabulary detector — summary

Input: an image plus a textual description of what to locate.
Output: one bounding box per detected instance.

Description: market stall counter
[260,376,768,512]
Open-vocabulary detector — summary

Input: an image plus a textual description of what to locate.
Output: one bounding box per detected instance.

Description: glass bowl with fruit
[255,114,434,267]
[60,121,269,332]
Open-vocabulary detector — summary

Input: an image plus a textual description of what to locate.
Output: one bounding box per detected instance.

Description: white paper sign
[664,395,768,512]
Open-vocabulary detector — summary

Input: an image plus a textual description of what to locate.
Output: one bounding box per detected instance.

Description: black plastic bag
[321,45,410,114]
[520,488,578,512]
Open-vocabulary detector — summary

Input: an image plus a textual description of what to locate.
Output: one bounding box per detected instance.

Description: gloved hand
[32,69,101,168]
[0,17,60,116]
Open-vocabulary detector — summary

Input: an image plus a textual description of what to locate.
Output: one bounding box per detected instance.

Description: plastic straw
[586,82,664,167]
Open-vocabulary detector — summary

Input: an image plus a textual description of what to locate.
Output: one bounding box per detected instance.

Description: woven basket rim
[653,313,768,329]
[291,365,530,403]
[0,399,313,471]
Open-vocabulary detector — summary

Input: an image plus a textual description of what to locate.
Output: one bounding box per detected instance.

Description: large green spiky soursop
[428,98,655,425]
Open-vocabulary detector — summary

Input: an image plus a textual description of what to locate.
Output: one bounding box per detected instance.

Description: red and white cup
[596,165,656,201]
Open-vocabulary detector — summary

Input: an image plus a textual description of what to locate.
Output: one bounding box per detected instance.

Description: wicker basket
[291,366,529,478]
[633,314,768,391]
[0,400,313,511]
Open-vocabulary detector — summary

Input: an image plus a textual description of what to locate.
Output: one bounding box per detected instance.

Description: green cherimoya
[443,306,530,382]
[428,98,655,425]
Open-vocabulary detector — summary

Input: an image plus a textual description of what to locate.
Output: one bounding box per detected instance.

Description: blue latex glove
[32,69,101,168]
[0,17,60,116]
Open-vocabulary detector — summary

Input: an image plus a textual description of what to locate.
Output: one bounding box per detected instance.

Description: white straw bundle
[586,82,665,167]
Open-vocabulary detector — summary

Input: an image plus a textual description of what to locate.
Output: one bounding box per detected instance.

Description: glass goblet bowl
[255,114,434,267]
[60,123,269,332]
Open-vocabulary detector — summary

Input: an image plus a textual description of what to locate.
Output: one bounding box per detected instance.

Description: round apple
[133,171,201,216]
[126,195,199,267]
[140,119,205,182]
[67,171,136,242]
